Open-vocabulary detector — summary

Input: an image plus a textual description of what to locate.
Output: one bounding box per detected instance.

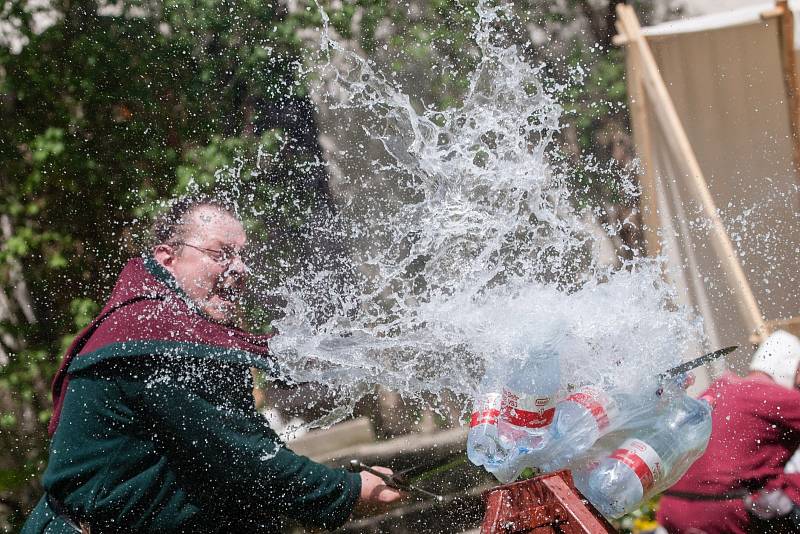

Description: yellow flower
[632,517,659,532]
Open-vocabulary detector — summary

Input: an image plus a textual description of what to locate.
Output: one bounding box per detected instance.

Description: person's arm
[761,386,800,504]
[764,473,800,507]
[127,374,366,529]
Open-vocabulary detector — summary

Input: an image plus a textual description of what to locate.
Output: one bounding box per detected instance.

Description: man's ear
[153,244,177,273]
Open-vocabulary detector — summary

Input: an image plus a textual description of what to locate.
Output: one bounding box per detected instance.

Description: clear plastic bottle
[492,386,642,480]
[541,377,698,475]
[485,441,544,483]
[467,391,504,466]
[497,344,560,446]
[485,344,560,483]
[574,393,714,518]
[538,386,622,472]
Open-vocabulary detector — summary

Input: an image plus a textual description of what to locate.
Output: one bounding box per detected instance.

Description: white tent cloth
[627,3,800,378]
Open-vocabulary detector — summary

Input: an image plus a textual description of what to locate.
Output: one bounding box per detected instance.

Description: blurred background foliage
[1,0,666,529]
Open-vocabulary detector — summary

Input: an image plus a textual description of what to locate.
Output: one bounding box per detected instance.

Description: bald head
[152,202,249,324]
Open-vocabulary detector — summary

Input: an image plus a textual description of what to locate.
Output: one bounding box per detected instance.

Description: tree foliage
[0,0,336,526]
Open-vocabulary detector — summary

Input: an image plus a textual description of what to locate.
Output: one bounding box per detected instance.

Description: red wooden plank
[480,470,617,534]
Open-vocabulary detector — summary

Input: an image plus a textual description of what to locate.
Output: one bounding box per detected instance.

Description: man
[23,196,401,532]
[656,330,800,534]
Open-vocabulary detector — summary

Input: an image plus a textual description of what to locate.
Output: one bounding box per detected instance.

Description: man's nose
[227,254,251,276]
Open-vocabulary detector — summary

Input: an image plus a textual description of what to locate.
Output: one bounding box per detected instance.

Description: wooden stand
[480,470,617,533]
[616,2,800,351]
[750,317,800,344]
[614,4,768,343]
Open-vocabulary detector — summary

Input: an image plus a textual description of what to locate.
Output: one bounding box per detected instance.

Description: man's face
[154,205,249,324]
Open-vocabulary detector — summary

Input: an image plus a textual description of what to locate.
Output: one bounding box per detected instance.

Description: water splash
[259,3,702,427]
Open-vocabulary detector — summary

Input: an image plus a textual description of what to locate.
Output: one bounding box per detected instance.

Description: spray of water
[230,2,706,431]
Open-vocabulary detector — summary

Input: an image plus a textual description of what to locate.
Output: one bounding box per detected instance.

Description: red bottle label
[566,386,616,430]
[470,393,502,427]
[609,439,663,492]
[500,388,555,429]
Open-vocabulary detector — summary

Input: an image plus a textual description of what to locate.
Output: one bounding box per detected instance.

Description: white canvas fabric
[626,4,800,380]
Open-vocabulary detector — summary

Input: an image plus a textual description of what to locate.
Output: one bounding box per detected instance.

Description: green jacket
[23,259,361,533]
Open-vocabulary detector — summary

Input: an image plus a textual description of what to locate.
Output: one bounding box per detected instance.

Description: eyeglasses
[172,241,250,267]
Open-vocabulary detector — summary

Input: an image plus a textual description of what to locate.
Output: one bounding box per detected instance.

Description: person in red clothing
[656,330,800,534]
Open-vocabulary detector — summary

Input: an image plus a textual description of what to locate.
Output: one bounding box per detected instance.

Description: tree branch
[576,0,605,45]
[0,215,37,325]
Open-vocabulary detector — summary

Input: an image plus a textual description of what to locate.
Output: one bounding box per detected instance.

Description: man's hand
[355,465,404,514]
[745,489,796,519]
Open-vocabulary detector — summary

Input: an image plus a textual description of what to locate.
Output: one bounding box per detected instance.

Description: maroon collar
[49,257,273,435]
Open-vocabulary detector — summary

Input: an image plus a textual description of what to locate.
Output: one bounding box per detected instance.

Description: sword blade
[659,345,738,380]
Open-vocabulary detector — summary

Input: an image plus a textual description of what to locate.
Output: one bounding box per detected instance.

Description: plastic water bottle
[487,387,610,483]
[484,440,547,483]
[484,344,560,483]
[497,344,560,446]
[538,386,622,472]
[574,393,714,518]
[467,391,504,466]
[493,383,659,480]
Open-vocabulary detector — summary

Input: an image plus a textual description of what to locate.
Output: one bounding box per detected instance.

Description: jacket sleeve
[123,368,361,530]
[770,473,800,505]
[761,385,800,505]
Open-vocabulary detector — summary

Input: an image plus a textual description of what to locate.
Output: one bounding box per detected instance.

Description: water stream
[246,3,703,430]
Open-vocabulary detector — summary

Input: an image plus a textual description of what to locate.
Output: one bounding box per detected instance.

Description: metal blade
[392,453,466,485]
[349,459,445,502]
[658,346,738,381]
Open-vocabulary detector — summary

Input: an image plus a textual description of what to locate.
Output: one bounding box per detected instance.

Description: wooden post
[750,317,800,344]
[615,4,767,341]
[772,1,800,180]
[625,37,661,256]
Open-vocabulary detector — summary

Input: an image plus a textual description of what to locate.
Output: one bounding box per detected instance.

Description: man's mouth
[214,279,245,303]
